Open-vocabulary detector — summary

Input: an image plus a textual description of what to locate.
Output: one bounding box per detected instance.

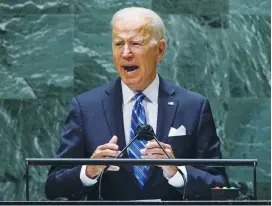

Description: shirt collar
[121,73,159,105]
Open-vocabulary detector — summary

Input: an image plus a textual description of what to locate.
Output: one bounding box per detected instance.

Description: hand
[141,140,177,178]
[86,135,120,179]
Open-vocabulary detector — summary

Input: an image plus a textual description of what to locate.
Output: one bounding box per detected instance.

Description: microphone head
[135,124,155,141]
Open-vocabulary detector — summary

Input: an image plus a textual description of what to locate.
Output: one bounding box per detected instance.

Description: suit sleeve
[45,97,98,200]
[184,98,229,199]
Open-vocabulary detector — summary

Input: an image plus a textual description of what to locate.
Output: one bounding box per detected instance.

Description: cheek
[140,56,156,70]
[113,53,119,60]
[113,56,120,67]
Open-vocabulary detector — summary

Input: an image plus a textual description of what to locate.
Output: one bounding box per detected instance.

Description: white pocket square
[168,125,186,137]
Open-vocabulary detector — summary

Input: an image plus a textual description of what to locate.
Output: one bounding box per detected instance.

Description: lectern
[16,158,270,205]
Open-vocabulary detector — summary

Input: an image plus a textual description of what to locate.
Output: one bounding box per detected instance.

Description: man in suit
[45,7,228,200]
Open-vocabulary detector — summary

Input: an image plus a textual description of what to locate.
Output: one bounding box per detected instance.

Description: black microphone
[134,124,154,141]
[137,124,187,200]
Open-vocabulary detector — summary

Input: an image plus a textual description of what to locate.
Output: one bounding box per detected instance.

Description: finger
[97,149,121,157]
[145,141,158,149]
[97,143,118,150]
[142,154,166,159]
[146,141,171,149]
[165,148,175,158]
[107,165,120,171]
[165,148,172,153]
[109,135,118,144]
[140,148,165,155]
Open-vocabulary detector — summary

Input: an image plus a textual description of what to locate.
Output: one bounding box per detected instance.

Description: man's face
[112,17,165,91]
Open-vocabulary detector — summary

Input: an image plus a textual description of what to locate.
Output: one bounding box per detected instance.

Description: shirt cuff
[80,165,99,186]
[163,166,187,188]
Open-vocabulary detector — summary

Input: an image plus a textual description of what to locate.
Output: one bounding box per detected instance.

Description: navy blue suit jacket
[45,76,228,200]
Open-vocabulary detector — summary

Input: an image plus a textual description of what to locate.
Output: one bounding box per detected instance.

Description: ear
[156,39,166,62]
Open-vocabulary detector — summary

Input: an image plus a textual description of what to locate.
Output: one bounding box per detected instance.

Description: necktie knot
[135,92,146,104]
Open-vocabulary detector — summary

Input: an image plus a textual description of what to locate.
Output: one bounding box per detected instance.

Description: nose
[121,44,133,59]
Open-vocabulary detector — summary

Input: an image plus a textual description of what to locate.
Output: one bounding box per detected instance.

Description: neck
[131,73,157,92]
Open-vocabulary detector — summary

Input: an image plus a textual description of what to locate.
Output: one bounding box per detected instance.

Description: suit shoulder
[74,82,111,105]
[168,81,206,103]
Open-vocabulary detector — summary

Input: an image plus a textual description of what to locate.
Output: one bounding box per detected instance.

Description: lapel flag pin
[168,102,174,105]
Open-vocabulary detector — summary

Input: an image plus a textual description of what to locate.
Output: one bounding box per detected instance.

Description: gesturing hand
[85,136,120,179]
[141,140,177,178]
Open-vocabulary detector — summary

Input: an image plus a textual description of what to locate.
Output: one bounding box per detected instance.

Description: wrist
[163,166,177,179]
[86,166,99,179]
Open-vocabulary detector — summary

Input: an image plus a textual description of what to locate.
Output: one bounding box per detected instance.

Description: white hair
[111,7,165,44]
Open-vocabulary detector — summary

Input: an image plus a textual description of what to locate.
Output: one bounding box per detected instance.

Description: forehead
[112,17,152,39]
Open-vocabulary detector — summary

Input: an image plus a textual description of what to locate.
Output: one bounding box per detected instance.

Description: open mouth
[123,65,139,72]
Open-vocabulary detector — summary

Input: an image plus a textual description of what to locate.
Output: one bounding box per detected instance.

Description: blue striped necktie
[128,92,149,190]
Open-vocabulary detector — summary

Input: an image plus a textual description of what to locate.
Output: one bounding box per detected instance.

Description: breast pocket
[166,135,195,158]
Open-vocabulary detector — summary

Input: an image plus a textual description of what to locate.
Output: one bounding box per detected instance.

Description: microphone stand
[98,134,139,200]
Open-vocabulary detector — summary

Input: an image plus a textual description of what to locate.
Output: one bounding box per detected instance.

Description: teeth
[128,69,137,73]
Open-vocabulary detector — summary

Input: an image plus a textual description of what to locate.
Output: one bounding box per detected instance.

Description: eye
[115,42,124,47]
[132,42,142,46]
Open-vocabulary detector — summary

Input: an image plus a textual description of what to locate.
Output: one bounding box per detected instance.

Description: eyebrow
[113,36,147,42]
[112,31,146,41]
[113,39,122,42]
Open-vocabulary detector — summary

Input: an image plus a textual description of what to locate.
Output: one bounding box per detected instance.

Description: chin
[128,82,146,92]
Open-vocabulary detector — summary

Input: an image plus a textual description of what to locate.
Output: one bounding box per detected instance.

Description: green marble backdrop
[0,0,270,201]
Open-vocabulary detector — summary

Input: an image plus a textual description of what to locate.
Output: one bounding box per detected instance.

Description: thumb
[109,135,118,144]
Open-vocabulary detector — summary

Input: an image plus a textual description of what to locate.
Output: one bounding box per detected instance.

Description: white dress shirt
[80,74,187,188]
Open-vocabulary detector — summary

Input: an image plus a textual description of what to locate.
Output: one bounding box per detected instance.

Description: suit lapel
[156,82,178,143]
[101,78,134,175]
[101,78,126,155]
